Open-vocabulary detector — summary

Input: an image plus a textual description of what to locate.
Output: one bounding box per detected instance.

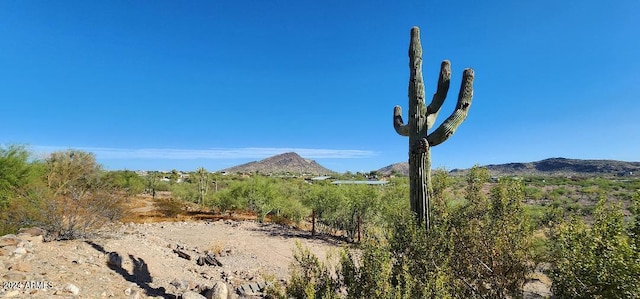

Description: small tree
[0,145,43,235]
[0,145,32,208]
[42,150,124,239]
[106,170,145,198]
[303,184,346,236]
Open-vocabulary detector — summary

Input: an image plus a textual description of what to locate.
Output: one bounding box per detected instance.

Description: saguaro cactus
[393,26,474,229]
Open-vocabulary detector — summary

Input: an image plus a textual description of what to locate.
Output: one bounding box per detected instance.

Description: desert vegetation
[1,144,639,298]
[0,145,126,239]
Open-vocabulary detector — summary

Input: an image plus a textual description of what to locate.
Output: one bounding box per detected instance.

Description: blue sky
[1,1,639,173]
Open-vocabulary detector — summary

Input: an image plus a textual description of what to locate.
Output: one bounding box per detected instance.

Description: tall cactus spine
[393,26,474,229]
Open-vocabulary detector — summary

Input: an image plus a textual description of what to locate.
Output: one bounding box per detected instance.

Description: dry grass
[206,241,225,256]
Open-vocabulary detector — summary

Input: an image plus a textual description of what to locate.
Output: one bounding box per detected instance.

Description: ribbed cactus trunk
[393,27,475,230]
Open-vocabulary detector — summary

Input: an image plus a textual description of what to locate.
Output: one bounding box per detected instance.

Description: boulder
[204,281,228,299]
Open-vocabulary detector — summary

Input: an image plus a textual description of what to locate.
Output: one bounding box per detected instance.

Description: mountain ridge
[377,157,640,177]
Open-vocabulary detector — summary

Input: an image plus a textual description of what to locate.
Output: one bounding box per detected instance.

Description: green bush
[283,167,533,298]
[0,145,41,235]
[1,147,127,238]
[286,242,340,299]
[105,170,146,197]
[170,182,199,203]
[549,197,640,298]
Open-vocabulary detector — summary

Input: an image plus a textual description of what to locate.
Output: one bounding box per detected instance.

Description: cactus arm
[426,68,474,146]
[426,61,452,128]
[393,106,410,136]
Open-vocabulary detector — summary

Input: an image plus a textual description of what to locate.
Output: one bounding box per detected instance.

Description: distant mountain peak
[377,162,410,176]
[221,152,334,175]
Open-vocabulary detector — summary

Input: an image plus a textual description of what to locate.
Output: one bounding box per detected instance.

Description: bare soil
[0,195,344,298]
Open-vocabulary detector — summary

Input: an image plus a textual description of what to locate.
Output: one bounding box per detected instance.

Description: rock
[18,233,44,244]
[236,281,271,297]
[17,227,47,236]
[11,247,27,257]
[0,235,21,247]
[205,281,228,299]
[182,291,207,299]
[101,290,115,297]
[173,248,192,260]
[9,261,31,272]
[170,278,190,291]
[124,287,141,298]
[63,283,80,295]
[0,247,10,256]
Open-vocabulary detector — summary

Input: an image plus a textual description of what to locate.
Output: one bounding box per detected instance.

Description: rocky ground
[0,219,344,298]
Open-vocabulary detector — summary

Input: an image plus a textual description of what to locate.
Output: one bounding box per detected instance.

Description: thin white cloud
[33,146,377,160]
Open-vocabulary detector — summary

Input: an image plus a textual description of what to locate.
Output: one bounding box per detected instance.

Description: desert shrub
[443,169,532,298]
[154,181,171,192]
[272,197,310,224]
[211,176,309,223]
[0,145,41,234]
[105,170,146,197]
[286,242,341,299]
[303,184,347,235]
[211,181,248,213]
[303,183,384,241]
[239,176,282,222]
[269,179,310,224]
[285,166,533,298]
[170,182,199,203]
[549,197,640,298]
[0,145,32,208]
[39,150,125,239]
[340,238,396,299]
[378,177,410,224]
[155,197,184,217]
[524,186,544,201]
[524,204,549,229]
